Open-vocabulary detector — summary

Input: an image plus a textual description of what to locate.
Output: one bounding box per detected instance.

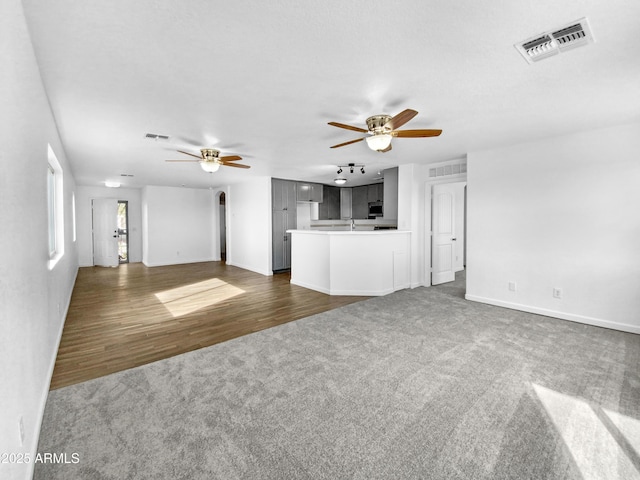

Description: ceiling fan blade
[330,137,365,149]
[392,129,442,138]
[328,122,368,133]
[384,109,418,130]
[219,155,242,162]
[221,162,250,169]
[177,149,203,159]
[165,159,199,162]
[379,144,393,153]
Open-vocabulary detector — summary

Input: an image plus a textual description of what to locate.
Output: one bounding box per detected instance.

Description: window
[47,145,64,269]
[72,192,77,242]
[47,164,56,256]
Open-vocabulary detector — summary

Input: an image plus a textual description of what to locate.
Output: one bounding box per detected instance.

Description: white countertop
[288,229,409,235]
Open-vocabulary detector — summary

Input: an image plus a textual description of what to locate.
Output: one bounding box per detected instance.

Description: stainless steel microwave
[368,202,383,217]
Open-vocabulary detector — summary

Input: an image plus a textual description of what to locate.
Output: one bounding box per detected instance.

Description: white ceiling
[22,0,640,189]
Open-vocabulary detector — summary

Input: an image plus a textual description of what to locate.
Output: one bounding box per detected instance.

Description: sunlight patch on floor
[604,408,640,458]
[155,278,245,317]
[533,383,640,480]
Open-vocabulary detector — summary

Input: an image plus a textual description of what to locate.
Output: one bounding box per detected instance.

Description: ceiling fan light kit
[200,161,220,173]
[365,134,392,152]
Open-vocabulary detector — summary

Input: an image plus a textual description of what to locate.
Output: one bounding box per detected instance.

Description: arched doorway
[219,192,226,262]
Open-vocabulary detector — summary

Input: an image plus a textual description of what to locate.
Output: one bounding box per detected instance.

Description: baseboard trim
[142,257,216,268]
[225,261,272,277]
[291,278,392,296]
[290,279,330,295]
[465,294,640,335]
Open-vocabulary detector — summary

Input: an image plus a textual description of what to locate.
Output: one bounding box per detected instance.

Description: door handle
[451,238,457,241]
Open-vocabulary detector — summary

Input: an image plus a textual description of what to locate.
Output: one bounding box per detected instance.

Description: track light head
[361,167,365,174]
[337,168,342,174]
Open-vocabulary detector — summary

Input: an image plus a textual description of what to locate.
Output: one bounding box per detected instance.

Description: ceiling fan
[165,148,250,172]
[328,109,442,152]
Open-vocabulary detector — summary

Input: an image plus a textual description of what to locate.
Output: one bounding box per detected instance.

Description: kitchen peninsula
[288,229,411,296]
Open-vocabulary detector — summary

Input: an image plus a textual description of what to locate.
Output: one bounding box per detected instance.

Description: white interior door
[92,198,119,267]
[432,184,456,285]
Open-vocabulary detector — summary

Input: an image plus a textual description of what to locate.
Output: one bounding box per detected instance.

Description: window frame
[47,145,64,270]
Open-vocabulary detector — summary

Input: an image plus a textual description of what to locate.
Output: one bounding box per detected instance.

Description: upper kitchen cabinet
[352,185,369,219]
[319,185,340,219]
[367,183,383,202]
[296,182,323,203]
[273,178,297,211]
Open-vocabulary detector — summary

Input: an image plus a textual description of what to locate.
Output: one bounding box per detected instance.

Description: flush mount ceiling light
[105,181,120,188]
[334,177,347,185]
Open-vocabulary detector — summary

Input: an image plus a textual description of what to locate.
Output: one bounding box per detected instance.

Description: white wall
[397,164,426,288]
[76,186,143,266]
[141,186,216,267]
[466,122,640,334]
[0,2,78,478]
[399,162,468,289]
[227,177,272,275]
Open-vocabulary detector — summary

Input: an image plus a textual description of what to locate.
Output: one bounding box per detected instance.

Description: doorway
[219,192,226,262]
[429,181,467,287]
[92,198,119,267]
[118,201,129,264]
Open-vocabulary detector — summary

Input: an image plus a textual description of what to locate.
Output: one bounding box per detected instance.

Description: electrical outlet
[508,281,517,292]
[553,288,562,299]
[19,416,24,446]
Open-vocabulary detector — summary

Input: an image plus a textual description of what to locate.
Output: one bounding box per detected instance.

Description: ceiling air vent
[429,161,467,178]
[515,17,594,64]
[144,133,170,140]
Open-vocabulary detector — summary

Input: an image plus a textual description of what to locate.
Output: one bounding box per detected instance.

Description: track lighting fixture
[336,163,366,178]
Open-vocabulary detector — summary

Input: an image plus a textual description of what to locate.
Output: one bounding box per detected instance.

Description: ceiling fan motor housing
[366,115,393,133]
[201,148,220,161]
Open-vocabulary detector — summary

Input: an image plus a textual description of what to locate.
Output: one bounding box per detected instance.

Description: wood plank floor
[51,262,367,390]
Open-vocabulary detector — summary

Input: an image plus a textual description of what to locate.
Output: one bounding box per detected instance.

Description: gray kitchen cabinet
[272,178,297,271]
[367,183,383,202]
[340,188,352,219]
[296,182,323,202]
[319,185,340,219]
[352,185,369,219]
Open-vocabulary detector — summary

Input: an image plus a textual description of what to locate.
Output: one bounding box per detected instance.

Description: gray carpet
[35,272,640,479]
